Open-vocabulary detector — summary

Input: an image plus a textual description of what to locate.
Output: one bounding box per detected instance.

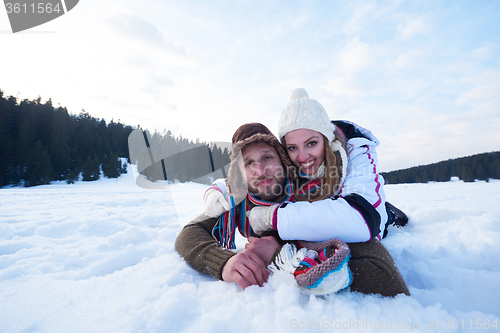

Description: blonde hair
[282,131,348,202]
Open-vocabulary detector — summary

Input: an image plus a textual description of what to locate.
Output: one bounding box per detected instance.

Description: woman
[247,87,387,243]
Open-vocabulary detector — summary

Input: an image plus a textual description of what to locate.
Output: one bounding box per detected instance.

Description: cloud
[337,39,373,74]
[320,97,359,119]
[151,75,175,88]
[141,74,175,96]
[107,13,188,56]
[391,49,426,68]
[471,43,495,61]
[456,70,500,106]
[397,16,431,39]
[325,75,369,97]
[341,1,379,36]
[457,83,500,106]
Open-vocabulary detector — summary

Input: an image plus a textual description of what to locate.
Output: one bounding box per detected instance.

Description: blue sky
[1,0,499,172]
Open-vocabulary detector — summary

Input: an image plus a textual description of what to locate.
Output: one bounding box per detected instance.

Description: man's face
[242,142,286,201]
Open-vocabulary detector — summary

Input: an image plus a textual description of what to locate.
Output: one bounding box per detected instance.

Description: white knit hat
[278,88,335,142]
[278,88,348,190]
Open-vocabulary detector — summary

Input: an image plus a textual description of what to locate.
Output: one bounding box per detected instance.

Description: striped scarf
[214,178,322,249]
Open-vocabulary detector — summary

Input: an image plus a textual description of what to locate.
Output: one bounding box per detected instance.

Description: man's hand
[245,236,280,266]
[221,249,270,289]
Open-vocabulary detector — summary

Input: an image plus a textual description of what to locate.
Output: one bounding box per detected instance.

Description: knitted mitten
[203,187,231,218]
[270,239,352,296]
[294,239,352,295]
[293,251,320,277]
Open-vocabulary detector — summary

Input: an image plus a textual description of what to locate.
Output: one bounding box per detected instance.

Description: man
[175,123,409,296]
[175,123,289,289]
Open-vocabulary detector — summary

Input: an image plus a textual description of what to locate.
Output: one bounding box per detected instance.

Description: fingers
[247,236,258,246]
[245,236,279,266]
[232,271,251,290]
[240,250,269,287]
[244,238,263,255]
[248,235,274,244]
[222,250,270,289]
[237,263,261,287]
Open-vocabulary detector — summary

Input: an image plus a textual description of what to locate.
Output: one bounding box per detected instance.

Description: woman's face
[284,129,325,176]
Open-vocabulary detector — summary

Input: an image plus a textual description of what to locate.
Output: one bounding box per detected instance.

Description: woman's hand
[246,205,278,234]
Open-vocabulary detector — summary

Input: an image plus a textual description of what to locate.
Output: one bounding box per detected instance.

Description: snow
[1,166,499,332]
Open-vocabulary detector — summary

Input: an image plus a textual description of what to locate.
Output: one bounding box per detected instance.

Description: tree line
[5,88,496,188]
[381,151,500,184]
[0,90,133,187]
[0,90,231,187]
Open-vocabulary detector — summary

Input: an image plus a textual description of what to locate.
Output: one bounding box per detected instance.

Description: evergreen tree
[461,165,475,182]
[67,155,83,184]
[476,164,487,181]
[490,158,500,180]
[0,90,13,186]
[102,153,121,178]
[15,118,33,183]
[66,168,80,184]
[420,170,429,183]
[24,140,53,187]
[82,155,100,181]
[49,106,70,180]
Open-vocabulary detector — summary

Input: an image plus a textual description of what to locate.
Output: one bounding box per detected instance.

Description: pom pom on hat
[278,88,335,142]
[289,88,309,100]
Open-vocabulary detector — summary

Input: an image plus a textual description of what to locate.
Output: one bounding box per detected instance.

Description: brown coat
[175,214,234,281]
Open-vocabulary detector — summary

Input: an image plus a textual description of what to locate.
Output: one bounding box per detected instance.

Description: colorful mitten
[270,239,352,296]
[294,239,352,295]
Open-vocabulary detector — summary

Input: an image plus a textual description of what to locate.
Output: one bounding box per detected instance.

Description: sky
[1,0,499,172]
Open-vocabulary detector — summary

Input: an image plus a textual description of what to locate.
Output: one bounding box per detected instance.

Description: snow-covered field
[1,167,499,333]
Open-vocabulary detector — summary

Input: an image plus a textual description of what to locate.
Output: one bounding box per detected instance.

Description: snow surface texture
[1,166,499,332]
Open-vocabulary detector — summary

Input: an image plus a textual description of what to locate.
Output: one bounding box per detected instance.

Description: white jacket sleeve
[276,138,387,243]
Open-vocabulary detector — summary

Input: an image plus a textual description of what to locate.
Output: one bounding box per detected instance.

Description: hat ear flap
[227,149,248,206]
